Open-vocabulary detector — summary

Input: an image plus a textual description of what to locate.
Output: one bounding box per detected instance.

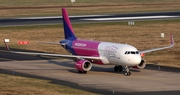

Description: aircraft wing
[37,41,60,45]
[3,40,100,60]
[139,34,174,54]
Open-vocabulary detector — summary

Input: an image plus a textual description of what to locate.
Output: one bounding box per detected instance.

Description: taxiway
[0,52,180,95]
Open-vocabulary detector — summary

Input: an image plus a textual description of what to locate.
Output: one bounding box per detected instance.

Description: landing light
[141,53,145,57]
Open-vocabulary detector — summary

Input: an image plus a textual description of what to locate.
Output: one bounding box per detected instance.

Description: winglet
[3,39,10,51]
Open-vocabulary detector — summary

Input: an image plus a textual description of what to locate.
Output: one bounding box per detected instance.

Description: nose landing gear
[124,66,131,76]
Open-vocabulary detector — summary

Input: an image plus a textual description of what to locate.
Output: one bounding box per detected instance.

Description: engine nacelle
[132,59,146,69]
[74,60,92,72]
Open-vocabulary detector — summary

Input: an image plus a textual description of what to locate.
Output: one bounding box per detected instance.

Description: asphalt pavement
[0,47,180,95]
[0,11,180,95]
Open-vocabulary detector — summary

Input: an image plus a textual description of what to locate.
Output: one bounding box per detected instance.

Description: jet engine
[74,59,92,72]
[132,59,146,69]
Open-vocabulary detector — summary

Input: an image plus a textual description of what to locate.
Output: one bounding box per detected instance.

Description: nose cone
[128,55,141,66]
[133,55,141,65]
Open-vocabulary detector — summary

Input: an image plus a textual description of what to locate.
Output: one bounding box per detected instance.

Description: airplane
[3,8,174,76]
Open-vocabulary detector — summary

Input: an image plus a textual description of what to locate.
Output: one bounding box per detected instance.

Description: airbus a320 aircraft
[3,8,174,76]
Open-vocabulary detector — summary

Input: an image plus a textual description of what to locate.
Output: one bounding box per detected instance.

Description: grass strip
[0,73,99,95]
[0,19,179,67]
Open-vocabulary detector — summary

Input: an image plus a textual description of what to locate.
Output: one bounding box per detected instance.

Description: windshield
[124,51,139,55]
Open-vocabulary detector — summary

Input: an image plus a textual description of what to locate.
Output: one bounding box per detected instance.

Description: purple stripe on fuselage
[62,8,74,33]
[72,39,101,56]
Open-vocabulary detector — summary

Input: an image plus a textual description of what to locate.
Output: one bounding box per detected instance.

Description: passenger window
[127,51,130,54]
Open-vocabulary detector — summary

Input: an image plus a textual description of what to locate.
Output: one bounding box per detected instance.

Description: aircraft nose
[128,55,141,65]
[134,55,141,65]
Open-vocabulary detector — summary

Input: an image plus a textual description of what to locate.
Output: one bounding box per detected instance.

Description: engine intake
[75,60,92,72]
[132,59,146,69]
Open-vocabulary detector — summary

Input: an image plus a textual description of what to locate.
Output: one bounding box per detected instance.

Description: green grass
[0,24,62,30]
[0,19,180,68]
[0,0,179,17]
[0,0,179,5]
[0,73,99,95]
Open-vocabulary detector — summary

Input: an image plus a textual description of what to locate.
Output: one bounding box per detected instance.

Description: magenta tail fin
[62,8,77,40]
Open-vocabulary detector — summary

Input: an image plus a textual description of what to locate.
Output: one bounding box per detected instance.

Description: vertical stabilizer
[62,8,77,40]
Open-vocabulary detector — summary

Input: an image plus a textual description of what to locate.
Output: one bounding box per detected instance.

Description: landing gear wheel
[118,66,123,72]
[124,72,131,76]
[124,66,131,76]
[78,70,87,74]
[78,70,83,73]
[114,66,119,72]
[114,65,123,72]
[83,71,87,74]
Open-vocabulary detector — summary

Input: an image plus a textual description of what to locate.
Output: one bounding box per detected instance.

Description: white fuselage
[97,42,142,66]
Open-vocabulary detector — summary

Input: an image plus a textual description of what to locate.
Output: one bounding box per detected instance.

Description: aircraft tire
[118,66,123,72]
[124,72,131,76]
[78,70,83,73]
[78,70,87,74]
[114,66,119,72]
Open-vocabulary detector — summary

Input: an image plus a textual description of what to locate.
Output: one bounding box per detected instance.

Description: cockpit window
[136,51,139,54]
[131,51,135,54]
[124,51,139,55]
[124,51,127,54]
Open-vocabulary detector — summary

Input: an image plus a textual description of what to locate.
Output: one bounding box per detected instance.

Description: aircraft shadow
[0,68,129,95]
[0,68,180,95]
[46,58,180,74]
[42,57,141,75]
[145,63,180,73]
[0,46,179,73]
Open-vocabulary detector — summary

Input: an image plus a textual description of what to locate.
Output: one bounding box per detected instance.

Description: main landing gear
[114,65,123,72]
[78,70,87,74]
[114,65,131,76]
